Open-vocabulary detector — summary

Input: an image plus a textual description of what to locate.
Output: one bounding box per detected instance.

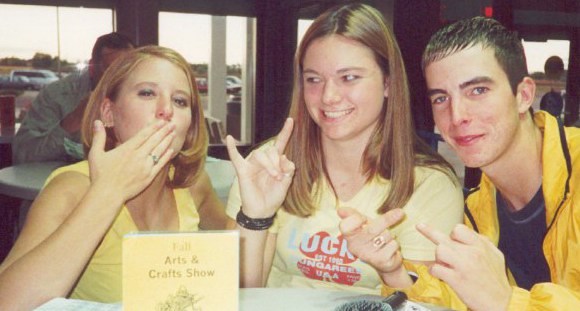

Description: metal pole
[56,6,61,77]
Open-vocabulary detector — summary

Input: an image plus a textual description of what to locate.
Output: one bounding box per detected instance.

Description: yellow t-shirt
[226,165,463,295]
[45,161,200,303]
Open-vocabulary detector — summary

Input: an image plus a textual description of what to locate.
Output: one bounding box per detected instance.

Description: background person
[13,32,135,164]
[539,55,565,119]
[225,3,463,295]
[0,46,230,310]
[342,16,580,311]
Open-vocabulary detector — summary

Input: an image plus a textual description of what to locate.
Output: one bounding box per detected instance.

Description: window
[523,39,569,119]
[0,4,113,120]
[298,19,313,43]
[160,12,255,146]
[0,4,113,66]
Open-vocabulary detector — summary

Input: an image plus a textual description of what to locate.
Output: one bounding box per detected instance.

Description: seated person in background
[539,55,565,119]
[341,16,580,310]
[0,46,230,310]
[225,3,463,295]
[13,32,135,164]
[539,91,564,119]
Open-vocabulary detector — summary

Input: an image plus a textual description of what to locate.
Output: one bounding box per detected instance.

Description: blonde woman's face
[302,35,388,145]
[104,57,193,155]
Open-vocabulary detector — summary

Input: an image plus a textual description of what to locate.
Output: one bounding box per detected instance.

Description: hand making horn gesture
[338,207,412,287]
[416,223,512,311]
[226,118,295,219]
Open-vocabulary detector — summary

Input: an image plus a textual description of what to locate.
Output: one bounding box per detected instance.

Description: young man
[13,32,134,164]
[409,16,580,310]
[338,16,580,311]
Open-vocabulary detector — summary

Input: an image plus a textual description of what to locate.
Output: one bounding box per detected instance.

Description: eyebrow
[302,69,318,75]
[426,88,446,98]
[426,76,494,97]
[302,67,367,75]
[133,82,191,96]
[337,67,366,74]
[459,76,494,89]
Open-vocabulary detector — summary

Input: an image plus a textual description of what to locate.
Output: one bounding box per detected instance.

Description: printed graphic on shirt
[292,230,362,285]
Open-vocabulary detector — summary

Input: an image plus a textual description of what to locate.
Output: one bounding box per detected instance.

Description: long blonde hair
[284,3,454,217]
[81,45,208,188]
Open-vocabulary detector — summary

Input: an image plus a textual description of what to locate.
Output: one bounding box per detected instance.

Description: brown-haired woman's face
[302,35,389,144]
[102,57,193,156]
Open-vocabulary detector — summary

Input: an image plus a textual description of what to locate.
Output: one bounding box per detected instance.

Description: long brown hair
[81,45,208,188]
[284,3,455,217]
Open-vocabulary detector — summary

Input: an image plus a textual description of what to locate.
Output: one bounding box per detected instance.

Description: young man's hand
[417,223,512,311]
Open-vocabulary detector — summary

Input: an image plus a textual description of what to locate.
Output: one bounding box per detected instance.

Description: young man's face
[425,45,533,171]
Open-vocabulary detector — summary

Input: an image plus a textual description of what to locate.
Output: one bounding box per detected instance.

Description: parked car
[226,75,242,86]
[226,78,241,95]
[0,75,35,90]
[195,77,208,93]
[226,75,242,94]
[10,69,59,90]
[195,76,242,94]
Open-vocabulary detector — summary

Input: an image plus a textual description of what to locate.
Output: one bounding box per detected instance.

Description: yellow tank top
[46,161,200,303]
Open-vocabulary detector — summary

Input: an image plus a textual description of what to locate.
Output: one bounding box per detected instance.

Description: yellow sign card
[123,231,239,311]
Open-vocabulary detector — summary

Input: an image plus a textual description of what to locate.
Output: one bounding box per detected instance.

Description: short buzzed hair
[91,32,135,64]
[422,16,528,95]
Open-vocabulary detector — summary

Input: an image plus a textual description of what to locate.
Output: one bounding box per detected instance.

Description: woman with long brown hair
[226,3,463,294]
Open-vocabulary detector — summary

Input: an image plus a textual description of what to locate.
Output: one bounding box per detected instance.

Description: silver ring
[372,235,386,249]
[150,154,159,165]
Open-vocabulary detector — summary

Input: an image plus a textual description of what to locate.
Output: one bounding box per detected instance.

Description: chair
[205,116,226,144]
[204,157,236,204]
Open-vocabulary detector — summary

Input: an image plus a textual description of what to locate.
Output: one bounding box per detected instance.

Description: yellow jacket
[383,112,580,310]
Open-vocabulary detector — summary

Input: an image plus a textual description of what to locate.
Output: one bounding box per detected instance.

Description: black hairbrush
[334,291,407,311]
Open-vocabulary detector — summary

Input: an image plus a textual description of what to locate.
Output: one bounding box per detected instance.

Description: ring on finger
[372,235,387,249]
[150,154,160,165]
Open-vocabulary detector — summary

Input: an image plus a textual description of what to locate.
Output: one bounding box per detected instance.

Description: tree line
[0,54,242,78]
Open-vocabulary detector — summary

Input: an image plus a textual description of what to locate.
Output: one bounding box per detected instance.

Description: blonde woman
[0,46,229,309]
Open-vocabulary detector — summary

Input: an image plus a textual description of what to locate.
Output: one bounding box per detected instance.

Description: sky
[0,4,571,73]
[0,4,113,63]
[0,4,247,65]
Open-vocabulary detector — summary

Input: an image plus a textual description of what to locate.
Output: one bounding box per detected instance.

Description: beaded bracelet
[236,209,276,231]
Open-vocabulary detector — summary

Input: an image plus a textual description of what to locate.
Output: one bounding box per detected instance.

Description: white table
[0,161,66,200]
[0,158,233,202]
[0,158,233,236]
[35,288,454,311]
[239,288,451,311]
[0,158,234,231]
[0,161,67,250]
[205,157,235,204]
